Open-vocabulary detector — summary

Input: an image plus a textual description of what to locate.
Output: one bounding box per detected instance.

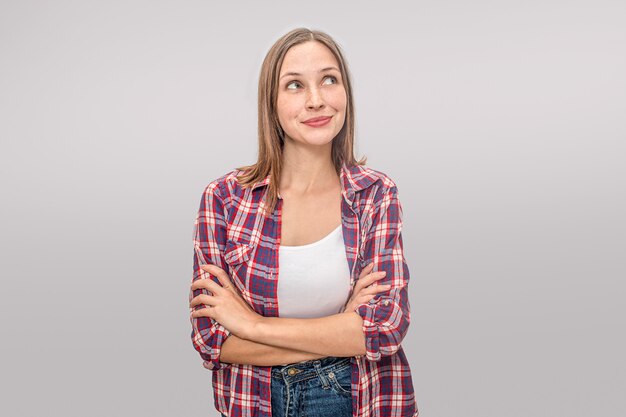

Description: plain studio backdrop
[1,1,624,416]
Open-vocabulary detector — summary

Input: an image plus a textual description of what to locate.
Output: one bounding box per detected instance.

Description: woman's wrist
[243,313,265,341]
[221,334,329,366]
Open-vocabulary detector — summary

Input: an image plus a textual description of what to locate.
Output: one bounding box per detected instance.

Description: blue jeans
[221,356,353,417]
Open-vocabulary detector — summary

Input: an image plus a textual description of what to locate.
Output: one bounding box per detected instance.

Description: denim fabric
[219,357,353,416]
[270,356,352,417]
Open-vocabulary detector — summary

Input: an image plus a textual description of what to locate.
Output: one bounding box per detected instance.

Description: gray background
[1,1,624,416]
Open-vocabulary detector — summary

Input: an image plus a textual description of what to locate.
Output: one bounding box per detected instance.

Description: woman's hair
[235,27,367,217]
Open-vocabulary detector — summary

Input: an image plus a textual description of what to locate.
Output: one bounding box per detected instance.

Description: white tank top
[277,224,352,318]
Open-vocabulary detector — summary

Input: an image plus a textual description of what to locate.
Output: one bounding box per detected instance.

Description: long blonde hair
[235,27,367,216]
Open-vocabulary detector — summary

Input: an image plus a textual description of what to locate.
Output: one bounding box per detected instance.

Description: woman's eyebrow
[280,66,340,80]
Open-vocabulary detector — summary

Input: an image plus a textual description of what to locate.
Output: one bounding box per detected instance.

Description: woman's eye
[286,81,301,90]
[323,76,337,85]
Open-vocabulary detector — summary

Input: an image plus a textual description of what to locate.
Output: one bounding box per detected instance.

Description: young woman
[189,28,419,417]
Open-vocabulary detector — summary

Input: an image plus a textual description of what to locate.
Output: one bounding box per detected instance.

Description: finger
[201,264,233,289]
[366,270,387,286]
[359,284,392,296]
[190,278,220,292]
[190,305,213,318]
[354,267,381,288]
[191,277,223,294]
[189,294,217,308]
[348,294,376,308]
[358,295,375,304]
[355,271,387,291]
[358,262,375,279]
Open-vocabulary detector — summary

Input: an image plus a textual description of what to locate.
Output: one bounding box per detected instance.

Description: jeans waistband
[271,356,352,383]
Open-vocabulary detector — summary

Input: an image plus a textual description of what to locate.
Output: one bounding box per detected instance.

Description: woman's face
[276,41,347,148]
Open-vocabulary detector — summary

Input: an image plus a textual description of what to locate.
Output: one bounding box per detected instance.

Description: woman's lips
[302,116,332,127]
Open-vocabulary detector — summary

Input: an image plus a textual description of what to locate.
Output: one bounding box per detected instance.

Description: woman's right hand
[342,263,391,313]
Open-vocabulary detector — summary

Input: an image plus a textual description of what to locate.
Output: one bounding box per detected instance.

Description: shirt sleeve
[354,184,411,362]
[190,181,232,371]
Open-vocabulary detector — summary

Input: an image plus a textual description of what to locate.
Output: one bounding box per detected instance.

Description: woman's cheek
[326,89,347,111]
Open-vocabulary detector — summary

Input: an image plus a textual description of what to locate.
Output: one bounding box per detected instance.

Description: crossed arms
[190,181,410,370]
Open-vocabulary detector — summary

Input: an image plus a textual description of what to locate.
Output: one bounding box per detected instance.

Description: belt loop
[313,360,330,389]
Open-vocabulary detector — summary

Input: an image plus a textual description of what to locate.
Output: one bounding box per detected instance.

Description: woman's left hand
[190,264,263,340]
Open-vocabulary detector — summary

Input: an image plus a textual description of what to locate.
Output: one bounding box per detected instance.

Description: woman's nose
[306,87,325,109]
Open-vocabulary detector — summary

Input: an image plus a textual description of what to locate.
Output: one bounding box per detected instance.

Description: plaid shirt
[190,161,419,417]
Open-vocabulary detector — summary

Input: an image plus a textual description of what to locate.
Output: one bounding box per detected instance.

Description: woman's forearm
[245,311,367,358]
[219,334,327,367]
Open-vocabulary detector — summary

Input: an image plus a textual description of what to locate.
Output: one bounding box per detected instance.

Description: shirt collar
[247,161,376,204]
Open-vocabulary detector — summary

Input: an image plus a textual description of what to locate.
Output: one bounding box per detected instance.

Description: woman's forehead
[279,41,339,76]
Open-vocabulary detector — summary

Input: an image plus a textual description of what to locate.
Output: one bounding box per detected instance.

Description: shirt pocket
[223,240,254,269]
[222,241,255,304]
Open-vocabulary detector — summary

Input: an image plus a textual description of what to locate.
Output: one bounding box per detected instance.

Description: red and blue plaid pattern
[191,161,418,417]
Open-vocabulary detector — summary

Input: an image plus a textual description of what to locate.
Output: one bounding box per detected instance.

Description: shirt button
[383,300,390,306]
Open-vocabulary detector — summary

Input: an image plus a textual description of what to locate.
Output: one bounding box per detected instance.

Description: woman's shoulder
[348,164,399,192]
[200,168,245,199]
